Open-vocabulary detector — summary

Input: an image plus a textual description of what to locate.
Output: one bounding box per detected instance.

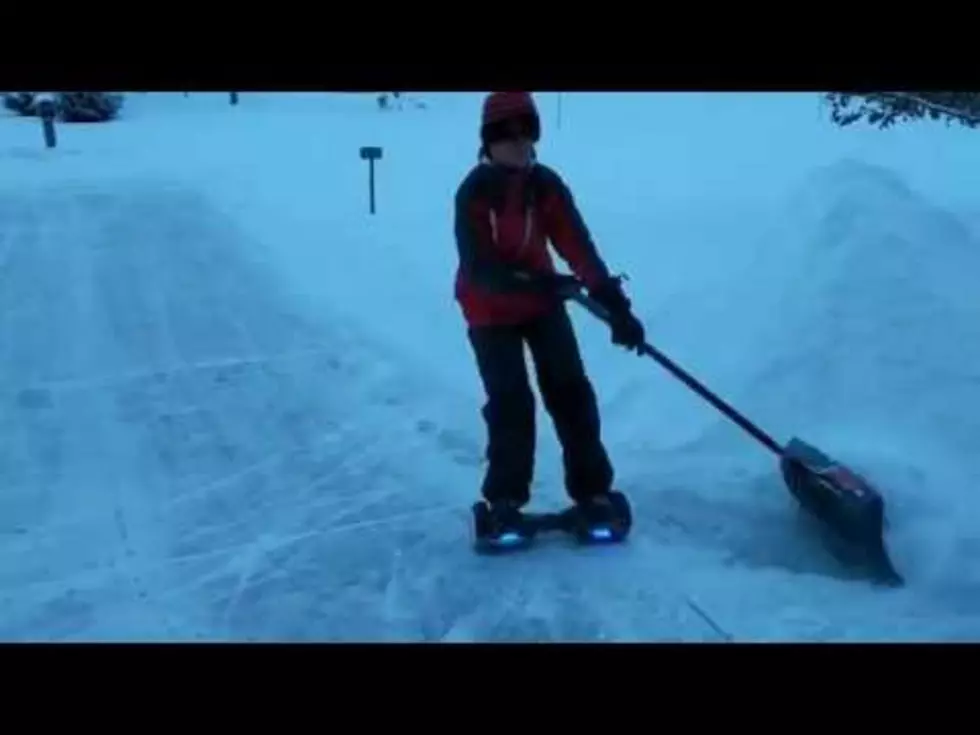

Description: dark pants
[467,305,614,507]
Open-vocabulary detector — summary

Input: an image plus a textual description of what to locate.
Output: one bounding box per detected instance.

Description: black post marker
[359,146,383,215]
[230,92,239,106]
[37,93,57,149]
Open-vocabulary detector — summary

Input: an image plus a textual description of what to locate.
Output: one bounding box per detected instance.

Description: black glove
[589,277,646,352]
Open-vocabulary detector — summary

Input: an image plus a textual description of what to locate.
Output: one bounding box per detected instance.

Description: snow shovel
[564,285,903,587]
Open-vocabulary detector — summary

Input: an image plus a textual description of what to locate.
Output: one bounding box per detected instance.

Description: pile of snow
[743,160,980,427]
[653,158,980,591]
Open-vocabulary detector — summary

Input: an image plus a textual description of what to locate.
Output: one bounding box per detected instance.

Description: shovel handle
[564,287,784,457]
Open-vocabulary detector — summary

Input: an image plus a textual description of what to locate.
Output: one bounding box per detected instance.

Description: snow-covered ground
[2,92,979,641]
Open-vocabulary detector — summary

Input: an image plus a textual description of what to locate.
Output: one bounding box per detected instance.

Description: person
[453,91,646,542]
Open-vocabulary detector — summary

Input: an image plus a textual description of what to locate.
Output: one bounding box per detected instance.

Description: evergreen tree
[825,92,980,130]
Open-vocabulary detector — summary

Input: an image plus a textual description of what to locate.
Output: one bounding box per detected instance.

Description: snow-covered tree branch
[824,92,980,130]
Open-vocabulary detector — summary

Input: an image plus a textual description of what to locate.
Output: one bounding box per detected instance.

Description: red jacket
[453,161,611,327]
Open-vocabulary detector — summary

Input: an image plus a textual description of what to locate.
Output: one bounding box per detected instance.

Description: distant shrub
[2,92,124,122]
[56,92,124,123]
[3,92,37,116]
[377,92,426,111]
[378,92,400,110]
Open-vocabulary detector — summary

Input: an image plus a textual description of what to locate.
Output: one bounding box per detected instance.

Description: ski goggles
[482,112,540,144]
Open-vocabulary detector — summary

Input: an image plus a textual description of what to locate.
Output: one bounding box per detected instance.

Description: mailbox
[359,146,383,214]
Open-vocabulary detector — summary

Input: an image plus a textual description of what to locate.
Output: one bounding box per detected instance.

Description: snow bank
[666,158,980,591]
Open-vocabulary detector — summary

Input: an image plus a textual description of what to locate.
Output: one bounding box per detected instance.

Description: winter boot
[472,499,532,551]
[573,492,631,543]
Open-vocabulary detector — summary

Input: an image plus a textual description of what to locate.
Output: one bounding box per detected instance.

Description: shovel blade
[780,437,903,586]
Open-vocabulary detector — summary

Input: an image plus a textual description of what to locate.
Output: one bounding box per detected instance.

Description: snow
[2,91,980,641]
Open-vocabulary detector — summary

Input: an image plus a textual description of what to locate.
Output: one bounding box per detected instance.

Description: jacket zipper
[488,207,534,254]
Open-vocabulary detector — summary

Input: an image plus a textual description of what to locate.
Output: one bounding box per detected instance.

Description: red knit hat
[482,91,538,126]
[480,92,540,148]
